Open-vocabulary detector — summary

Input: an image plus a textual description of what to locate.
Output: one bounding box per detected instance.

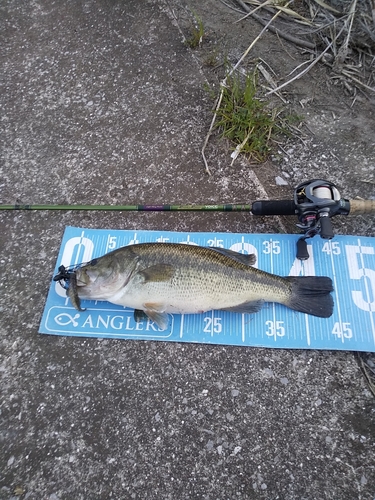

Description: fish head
[74,250,137,300]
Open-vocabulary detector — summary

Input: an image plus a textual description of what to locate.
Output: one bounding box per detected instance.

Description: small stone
[206,440,214,450]
[263,368,274,378]
[360,475,367,485]
[275,176,288,186]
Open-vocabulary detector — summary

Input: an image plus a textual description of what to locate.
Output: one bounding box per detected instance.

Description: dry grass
[223,0,375,96]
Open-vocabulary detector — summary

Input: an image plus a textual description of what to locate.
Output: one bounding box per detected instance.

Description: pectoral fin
[133,308,169,330]
[135,302,169,331]
[144,310,169,331]
[221,299,264,314]
[139,264,175,283]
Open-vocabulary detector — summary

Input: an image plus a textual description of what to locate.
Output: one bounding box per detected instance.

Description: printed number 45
[332,322,352,340]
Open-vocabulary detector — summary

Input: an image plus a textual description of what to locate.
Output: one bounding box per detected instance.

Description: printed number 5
[346,245,375,312]
[108,236,117,250]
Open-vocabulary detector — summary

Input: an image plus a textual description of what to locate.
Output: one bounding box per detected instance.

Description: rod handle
[251,200,296,216]
[349,199,375,215]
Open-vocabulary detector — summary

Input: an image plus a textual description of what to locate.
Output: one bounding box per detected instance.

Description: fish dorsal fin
[211,247,256,266]
[220,299,264,314]
[139,264,174,283]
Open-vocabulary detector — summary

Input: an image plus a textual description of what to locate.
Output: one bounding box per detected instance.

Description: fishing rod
[1,179,374,215]
[2,179,375,259]
[0,202,252,212]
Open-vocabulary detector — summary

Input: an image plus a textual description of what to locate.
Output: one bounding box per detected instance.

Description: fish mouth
[75,273,89,287]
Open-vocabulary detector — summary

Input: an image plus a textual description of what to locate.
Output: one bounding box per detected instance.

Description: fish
[61,242,334,330]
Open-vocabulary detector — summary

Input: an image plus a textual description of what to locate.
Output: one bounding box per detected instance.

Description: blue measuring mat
[39,226,375,352]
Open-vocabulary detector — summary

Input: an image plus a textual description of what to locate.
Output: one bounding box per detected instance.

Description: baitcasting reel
[252,179,351,259]
[293,180,351,259]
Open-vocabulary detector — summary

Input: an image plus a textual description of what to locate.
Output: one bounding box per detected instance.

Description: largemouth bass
[59,243,334,330]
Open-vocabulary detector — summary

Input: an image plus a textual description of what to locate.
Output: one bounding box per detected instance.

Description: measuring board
[39,226,375,352]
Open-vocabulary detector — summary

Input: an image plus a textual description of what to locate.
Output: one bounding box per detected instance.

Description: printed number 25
[203,317,222,334]
[346,245,375,312]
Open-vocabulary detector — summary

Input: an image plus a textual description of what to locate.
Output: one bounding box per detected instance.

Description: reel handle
[319,214,334,239]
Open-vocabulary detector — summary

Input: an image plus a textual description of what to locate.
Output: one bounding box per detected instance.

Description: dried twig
[265,23,347,96]
[228,0,375,94]
[230,126,254,165]
[357,353,375,397]
[312,0,341,15]
[237,0,315,26]
[341,69,375,92]
[233,0,316,49]
[333,0,358,70]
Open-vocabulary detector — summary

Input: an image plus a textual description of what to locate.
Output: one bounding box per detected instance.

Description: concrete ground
[1,1,374,499]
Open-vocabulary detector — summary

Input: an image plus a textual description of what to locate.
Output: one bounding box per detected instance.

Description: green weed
[186,11,204,49]
[214,71,302,162]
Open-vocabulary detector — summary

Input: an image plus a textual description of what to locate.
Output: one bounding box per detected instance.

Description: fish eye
[90,258,98,266]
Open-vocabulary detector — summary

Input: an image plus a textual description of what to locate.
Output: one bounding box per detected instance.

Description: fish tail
[284,276,334,318]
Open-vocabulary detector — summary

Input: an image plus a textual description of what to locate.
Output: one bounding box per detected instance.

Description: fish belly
[106,271,274,314]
